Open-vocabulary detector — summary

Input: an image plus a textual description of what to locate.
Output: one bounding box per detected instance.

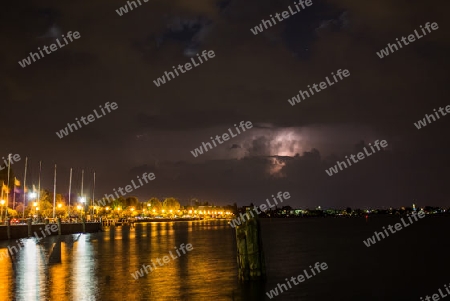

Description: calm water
[0,217,448,300]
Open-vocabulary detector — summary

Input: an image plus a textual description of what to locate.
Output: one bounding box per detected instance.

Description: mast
[81,169,84,201]
[22,157,28,219]
[12,177,16,209]
[6,154,11,218]
[37,161,42,203]
[92,171,95,217]
[68,168,72,220]
[52,164,56,219]
[81,169,84,217]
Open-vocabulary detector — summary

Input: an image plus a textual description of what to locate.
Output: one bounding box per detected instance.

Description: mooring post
[57,218,61,235]
[235,208,266,281]
[27,218,32,237]
[6,218,11,240]
[48,239,62,264]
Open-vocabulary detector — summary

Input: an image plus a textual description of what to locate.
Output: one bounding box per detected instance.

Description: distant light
[29,192,37,199]
[79,197,86,203]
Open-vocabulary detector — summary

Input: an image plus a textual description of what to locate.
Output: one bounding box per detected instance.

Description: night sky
[1,0,449,208]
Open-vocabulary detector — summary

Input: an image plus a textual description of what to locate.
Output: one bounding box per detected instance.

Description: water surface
[0,217,448,300]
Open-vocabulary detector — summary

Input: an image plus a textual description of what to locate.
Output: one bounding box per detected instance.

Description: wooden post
[235,208,266,281]
[27,218,32,237]
[48,239,62,264]
[57,218,62,235]
[6,218,10,239]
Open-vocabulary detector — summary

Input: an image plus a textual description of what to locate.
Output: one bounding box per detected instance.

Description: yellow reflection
[72,235,98,300]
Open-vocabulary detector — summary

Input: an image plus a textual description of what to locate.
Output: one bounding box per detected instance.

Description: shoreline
[115,217,232,224]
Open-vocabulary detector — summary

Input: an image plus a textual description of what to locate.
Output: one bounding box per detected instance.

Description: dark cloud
[0,0,449,208]
[137,109,246,130]
[282,0,347,59]
[149,16,213,57]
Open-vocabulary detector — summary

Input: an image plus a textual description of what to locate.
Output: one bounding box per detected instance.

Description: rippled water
[0,220,242,301]
[0,217,448,300]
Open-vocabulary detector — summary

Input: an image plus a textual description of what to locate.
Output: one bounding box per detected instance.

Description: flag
[33,184,36,192]
[14,178,20,186]
[2,183,8,193]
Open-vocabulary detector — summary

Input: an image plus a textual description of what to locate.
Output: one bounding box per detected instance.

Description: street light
[29,193,37,220]
[57,203,62,218]
[78,197,86,219]
[33,202,38,219]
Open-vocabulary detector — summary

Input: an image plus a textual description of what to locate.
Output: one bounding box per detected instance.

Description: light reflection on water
[1,217,448,300]
[0,220,257,301]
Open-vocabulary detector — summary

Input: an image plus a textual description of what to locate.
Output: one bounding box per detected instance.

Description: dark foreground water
[0,217,448,300]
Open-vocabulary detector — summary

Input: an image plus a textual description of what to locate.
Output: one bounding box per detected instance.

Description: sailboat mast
[68,168,72,219]
[52,164,56,219]
[6,154,11,214]
[92,171,95,217]
[22,157,28,219]
[37,161,42,203]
